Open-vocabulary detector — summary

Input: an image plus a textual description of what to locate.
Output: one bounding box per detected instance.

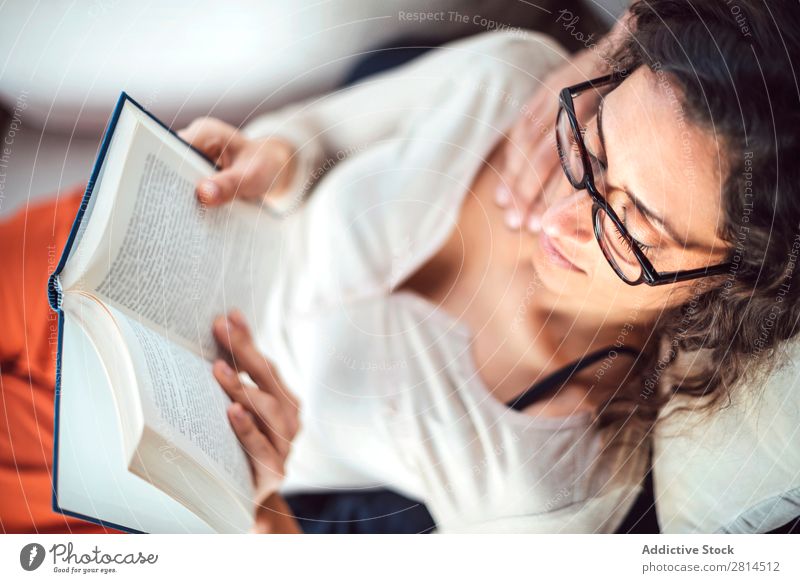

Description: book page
[57,299,218,533]
[117,305,254,502]
[84,114,279,357]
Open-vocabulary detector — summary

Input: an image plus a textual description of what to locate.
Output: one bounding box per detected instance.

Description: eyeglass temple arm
[567,72,626,96]
[650,262,733,284]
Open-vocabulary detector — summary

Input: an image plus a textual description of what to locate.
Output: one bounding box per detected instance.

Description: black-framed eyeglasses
[556,73,732,286]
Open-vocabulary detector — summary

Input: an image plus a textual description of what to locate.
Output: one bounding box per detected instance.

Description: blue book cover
[47,93,217,534]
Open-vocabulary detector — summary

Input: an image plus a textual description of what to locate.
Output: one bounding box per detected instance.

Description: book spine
[47,272,62,311]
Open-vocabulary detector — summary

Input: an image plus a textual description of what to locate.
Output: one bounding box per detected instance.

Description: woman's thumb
[196,166,246,206]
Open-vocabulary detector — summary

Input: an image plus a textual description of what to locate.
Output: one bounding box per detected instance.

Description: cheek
[580,258,663,310]
[593,278,694,317]
[588,260,635,300]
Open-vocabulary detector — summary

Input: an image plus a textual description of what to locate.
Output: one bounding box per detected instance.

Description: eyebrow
[597,99,689,246]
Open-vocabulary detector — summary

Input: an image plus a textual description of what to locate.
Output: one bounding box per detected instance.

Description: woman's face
[532,67,731,320]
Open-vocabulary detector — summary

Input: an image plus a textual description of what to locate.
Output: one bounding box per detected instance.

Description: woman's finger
[514,87,600,233]
[515,132,560,220]
[503,140,546,230]
[499,135,535,229]
[501,92,561,229]
[212,312,299,412]
[520,166,555,233]
[196,166,246,206]
[195,143,272,206]
[178,118,241,164]
[227,403,285,502]
[498,122,529,206]
[525,169,564,233]
[213,359,263,412]
[177,118,248,205]
[214,361,295,455]
[212,312,269,381]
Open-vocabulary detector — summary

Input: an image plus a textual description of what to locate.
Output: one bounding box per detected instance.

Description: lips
[539,231,583,273]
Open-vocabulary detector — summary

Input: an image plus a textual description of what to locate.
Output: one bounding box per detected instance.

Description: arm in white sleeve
[243,31,551,214]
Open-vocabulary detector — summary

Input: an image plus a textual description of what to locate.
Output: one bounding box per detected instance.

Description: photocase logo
[20,543,46,571]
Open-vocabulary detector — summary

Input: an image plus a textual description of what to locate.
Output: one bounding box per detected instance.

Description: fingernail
[199,180,219,201]
[228,309,246,328]
[219,361,235,377]
[495,185,511,206]
[505,208,522,229]
[526,214,542,233]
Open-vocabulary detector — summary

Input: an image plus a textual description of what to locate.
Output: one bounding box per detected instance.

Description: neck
[528,285,654,358]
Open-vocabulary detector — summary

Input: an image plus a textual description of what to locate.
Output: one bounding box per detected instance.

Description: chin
[530,247,586,293]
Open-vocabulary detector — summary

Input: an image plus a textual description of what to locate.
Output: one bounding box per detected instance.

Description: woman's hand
[211,310,301,530]
[497,49,610,233]
[179,117,297,207]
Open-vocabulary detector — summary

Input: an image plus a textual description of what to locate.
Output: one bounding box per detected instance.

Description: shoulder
[438,30,569,78]
[519,383,599,418]
[413,31,569,123]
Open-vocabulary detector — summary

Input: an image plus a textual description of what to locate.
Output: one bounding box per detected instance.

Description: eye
[616,229,654,257]
[567,128,584,157]
[586,150,607,185]
[619,205,655,256]
[588,149,606,171]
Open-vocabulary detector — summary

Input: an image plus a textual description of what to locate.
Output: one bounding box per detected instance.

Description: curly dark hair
[597,0,800,445]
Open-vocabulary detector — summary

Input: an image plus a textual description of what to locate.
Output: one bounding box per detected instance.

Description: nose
[540,189,595,246]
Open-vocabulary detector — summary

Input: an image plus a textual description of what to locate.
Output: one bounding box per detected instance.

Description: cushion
[0,188,113,533]
[653,341,800,533]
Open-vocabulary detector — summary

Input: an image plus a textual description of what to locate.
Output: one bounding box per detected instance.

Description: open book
[48,94,281,533]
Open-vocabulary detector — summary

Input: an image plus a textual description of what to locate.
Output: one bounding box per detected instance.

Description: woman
[182,0,800,533]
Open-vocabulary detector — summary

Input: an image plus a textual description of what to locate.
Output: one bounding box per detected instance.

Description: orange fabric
[0,187,117,533]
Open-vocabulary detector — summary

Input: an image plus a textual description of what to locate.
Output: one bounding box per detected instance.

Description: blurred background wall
[0,0,626,216]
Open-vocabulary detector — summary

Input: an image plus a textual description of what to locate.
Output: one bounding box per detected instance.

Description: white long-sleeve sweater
[244,30,645,533]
